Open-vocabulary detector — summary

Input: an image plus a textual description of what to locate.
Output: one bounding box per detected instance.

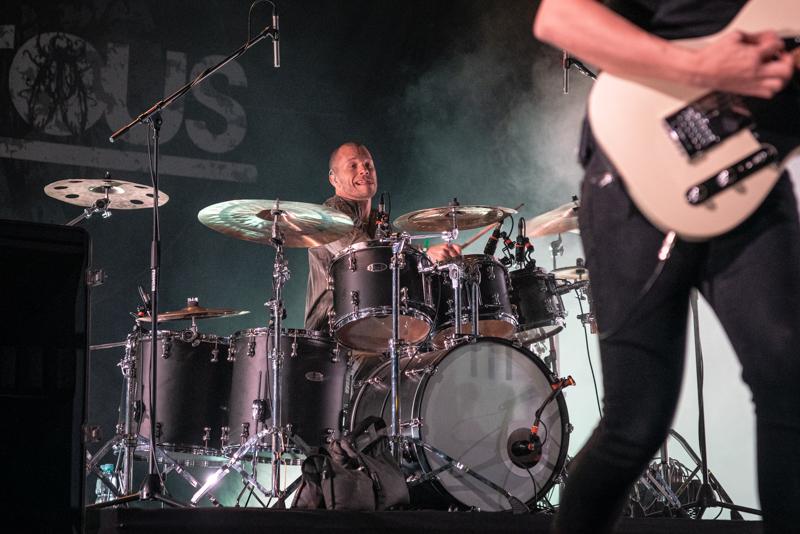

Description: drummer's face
[330,144,377,201]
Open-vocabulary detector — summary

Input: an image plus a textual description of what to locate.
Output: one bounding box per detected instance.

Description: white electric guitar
[588,0,800,240]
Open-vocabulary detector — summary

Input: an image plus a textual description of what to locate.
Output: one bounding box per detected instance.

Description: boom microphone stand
[108,14,278,506]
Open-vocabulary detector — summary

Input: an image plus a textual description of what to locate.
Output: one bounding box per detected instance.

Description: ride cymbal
[525,199,580,238]
[394,203,517,232]
[198,199,354,248]
[45,178,168,209]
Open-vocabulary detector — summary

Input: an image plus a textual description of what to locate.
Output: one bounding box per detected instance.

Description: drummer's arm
[426,242,462,263]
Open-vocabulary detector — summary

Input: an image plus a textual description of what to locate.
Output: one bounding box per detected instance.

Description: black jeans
[553,136,800,533]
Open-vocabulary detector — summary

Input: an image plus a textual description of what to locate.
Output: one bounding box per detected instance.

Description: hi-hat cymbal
[44,178,168,209]
[198,199,354,248]
[525,199,580,238]
[136,300,249,323]
[394,204,517,232]
[553,265,590,281]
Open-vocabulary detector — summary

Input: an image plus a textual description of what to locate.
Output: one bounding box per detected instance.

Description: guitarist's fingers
[749,30,787,62]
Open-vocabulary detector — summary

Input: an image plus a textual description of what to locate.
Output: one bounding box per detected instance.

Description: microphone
[484,225,502,256]
[511,432,542,458]
[515,219,525,265]
[379,192,385,215]
[272,7,280,68]
[137,285,151,314]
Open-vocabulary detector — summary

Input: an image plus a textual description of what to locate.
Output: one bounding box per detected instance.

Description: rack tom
[430,254,517,347]
[328,241,435,351]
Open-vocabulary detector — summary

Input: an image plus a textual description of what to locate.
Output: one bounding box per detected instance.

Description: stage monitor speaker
[0,219,90,534]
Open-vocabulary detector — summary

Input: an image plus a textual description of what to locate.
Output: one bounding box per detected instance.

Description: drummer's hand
[427,243,462,262]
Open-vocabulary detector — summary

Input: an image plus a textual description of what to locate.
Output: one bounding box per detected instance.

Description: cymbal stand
[266,200,288,500]
[191,201,295,505]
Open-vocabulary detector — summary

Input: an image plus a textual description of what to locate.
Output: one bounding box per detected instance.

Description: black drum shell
[508,267,566,343]
[135,332,232,454]
[329,242,435,351]
[228,328,347,450]
[430,254,517,346]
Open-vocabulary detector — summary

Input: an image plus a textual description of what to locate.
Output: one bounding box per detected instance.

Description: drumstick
[461,203,524,250]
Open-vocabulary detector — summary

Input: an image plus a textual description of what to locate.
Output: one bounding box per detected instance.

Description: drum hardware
[550,233,565,271]
[44,173,170,227]
[552,258,589,281]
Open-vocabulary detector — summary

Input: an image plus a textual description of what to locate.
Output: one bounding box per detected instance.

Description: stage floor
[86,507,765,534]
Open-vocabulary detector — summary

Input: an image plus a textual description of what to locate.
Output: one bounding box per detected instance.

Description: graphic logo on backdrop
[1,28,256,182]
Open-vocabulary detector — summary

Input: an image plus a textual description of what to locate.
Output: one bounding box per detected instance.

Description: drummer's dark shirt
[304,195,380,332]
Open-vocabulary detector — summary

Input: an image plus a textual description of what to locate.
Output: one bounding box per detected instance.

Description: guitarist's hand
[692,30,794,99]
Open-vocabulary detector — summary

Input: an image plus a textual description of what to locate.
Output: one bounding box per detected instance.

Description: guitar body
[588,0,800,240]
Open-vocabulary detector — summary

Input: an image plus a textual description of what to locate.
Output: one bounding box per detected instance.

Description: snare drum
[329,241,435,351]
[430,254,517,347]
[508,267,566,344]
[350,337,570,511]
[226,328,347,457]
[134,331,232,466]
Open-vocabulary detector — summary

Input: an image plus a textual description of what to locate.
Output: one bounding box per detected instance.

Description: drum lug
[351,291,359,313]
[400,418,423,429]
[247,337,256,358]
[511,304,518,319]
[485,264,495,280]
[161,337,171,359]
[240,422,250,445]
[326,275,335,292]
[566,423,574,434]
[221,427,229,449]
[327,310,337,331]
[228,342,236,362]
[202,427,211,449]
[356,375,383,390]
[401,287,409,305]
[446,298,455,313]
[155,422,163,439]
[291,336,298,358]
[349,254,357,271]
[326,428,336,443]
[490,293,501,306]
[211,337,220,362]
[405,365,435,378]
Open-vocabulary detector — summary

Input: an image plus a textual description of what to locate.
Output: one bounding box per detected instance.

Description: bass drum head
[353,338,569,511]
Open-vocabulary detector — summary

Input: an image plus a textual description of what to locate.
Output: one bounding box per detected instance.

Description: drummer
[304,142,462,332]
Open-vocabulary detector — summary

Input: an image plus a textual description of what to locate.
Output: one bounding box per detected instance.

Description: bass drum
[350,338,570,511]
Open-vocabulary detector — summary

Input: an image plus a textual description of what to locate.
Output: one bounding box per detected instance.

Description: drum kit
[55,176,596,512]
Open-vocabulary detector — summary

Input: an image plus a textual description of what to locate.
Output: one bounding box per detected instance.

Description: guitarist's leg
[553,152,698,533]
[701,174,800,532]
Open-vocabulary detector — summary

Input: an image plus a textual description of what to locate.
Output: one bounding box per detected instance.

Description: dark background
[0,0,602,506]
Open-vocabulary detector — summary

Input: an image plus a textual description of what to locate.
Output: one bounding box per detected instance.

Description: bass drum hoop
[350,337,570,511]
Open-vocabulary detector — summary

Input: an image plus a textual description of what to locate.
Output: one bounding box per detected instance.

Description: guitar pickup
[685,146,778,205]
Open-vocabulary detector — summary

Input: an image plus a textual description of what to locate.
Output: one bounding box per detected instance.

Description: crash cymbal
[45,178,169,209]
[525,199,580,238]
[136,299,249,323]
[198,199,354,248]
[394,203,517,232]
